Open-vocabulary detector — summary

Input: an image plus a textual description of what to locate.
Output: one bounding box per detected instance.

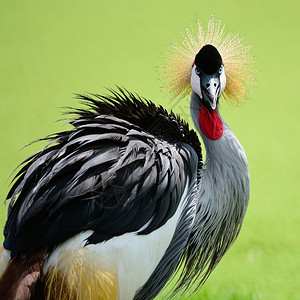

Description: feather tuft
[44,248,117,300]
[160,16,255,103]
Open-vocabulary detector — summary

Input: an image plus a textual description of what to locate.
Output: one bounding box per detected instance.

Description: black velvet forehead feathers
[195,44,222,75]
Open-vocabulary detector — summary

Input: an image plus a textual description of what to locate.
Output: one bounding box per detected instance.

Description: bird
[0,17,254,300]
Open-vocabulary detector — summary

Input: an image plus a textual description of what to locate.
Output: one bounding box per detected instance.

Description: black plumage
[4,88,203,261]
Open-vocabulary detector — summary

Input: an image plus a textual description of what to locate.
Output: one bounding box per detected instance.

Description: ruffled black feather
[4,88,203,260]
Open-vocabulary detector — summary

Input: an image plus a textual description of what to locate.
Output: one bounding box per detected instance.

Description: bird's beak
[200,74,220,110]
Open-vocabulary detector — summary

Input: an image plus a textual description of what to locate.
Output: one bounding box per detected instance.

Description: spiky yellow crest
[160,16,254,103]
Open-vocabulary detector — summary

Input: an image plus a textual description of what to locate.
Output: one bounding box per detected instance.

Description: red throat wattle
[199,105,223,140]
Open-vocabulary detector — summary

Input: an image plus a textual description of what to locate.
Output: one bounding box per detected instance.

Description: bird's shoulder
[75,88,202,158]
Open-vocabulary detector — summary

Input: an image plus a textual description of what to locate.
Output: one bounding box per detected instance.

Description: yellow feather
[160,16,255,104]
[44,248,117,300]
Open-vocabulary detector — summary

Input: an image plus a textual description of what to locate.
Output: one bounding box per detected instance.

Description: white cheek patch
[191,65,202,99]
[219,68,226,95]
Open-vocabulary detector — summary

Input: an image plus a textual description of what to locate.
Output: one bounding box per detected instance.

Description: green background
[0,1,299,299]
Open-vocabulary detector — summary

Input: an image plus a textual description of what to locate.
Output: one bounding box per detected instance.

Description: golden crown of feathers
[161,16,255,103]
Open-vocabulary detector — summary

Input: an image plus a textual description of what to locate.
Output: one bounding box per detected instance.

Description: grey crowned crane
[0,17,254,300]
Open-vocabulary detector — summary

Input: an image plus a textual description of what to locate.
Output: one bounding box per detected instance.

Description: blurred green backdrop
[0,0,299,299]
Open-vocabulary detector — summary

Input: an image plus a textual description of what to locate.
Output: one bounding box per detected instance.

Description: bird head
[191,44,226,111]
[160,16,254,105]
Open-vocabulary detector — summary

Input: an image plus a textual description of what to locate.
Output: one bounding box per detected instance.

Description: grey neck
[190,90,248,166]
[181,91,250,292]
[190,90,249,212]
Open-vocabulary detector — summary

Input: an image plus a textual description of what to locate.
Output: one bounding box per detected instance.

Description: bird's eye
[195,68,201,76]
[219,66,223,74]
